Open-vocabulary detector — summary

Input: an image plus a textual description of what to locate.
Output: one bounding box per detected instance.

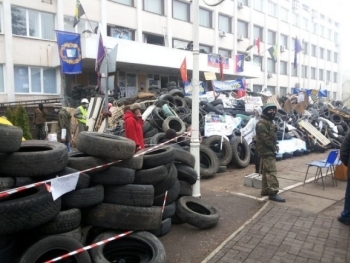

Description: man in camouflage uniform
[256,103,285,202]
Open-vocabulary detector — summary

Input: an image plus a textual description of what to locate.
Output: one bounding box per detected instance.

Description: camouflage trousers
[260,156,279,195]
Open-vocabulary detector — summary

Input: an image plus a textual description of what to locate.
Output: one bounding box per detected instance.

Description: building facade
[0,0,342,104]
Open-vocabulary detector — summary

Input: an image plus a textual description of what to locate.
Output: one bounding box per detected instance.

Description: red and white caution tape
[161,190,168,214]
[0,133,189,199]
[43,230,133,263]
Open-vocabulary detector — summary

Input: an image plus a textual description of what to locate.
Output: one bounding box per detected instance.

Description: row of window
[252,85,337,99]
[254,58,338,82]
[0,65,57,94]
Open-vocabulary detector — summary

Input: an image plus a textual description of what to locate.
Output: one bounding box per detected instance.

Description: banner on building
[212,79,245,92]
[207,54,229,69]
[56,30,82,74]
[235,54,244,72]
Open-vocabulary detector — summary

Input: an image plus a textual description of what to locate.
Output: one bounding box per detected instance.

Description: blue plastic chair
[303,150,339,190]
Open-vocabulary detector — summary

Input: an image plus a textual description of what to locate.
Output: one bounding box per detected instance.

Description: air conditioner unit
[292,1,299,10]
[237,2,244,9]
[219,31,226,37]
[237,35,244,41]
[280,45,286,52]
[267,73,273,78]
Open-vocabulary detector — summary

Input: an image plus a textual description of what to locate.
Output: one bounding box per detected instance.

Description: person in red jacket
[124,103,144,151]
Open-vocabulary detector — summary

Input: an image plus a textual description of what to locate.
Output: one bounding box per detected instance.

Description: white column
[191,0,201,198]
[136,0,143,42]
[101,0,107,36]
[213,6,219,54]
[166,0,172,47]
[276,2,281,96]
[248,3,253,90]
[263,3,268,88]
[3,0,14,102]
[56,0,64,30]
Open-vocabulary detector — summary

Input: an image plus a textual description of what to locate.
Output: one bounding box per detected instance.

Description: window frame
[218,48,231,58]
[311,44,317,57]
[109,0,134,6]
[311,67,316,79]
[172,0,190,22]
[253,55,263,71]
[280,61,287,75]
[237,20,248,38]
[267,30,276,45]
[253,25,264,42]
[268,1,277,18]
[280,34,288,49]
[0,64,4,93]
[143,0,164,15]
[280,7,289,22]
[199,8,212,28]
[319,69,324,81]
[267,58,276,73]
[333,72,337,83]
[327,50,331,61]
[218,14,231,33]
[291,63,297,76]
[334,52,338,63]
[319,47,324,59]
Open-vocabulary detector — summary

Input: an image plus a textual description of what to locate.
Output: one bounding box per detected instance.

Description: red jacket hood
[124,110,136,120]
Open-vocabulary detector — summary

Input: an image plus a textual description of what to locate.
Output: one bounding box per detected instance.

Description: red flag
[256,37,260,54]
[180,58,187,82]
[219,56,224,80]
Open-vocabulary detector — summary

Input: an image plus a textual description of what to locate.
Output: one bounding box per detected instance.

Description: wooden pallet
[266,95,281,109]
[298,120,331,146]
[328,107,350,119]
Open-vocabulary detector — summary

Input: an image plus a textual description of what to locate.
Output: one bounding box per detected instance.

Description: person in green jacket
[255,103,285,203]
[74,98,89,137]
[56,105,72,152]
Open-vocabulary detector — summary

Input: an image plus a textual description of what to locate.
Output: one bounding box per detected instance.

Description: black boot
[269,194,285,202]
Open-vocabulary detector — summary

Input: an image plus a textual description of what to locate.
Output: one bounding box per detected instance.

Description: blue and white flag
[212,79,245,92]
[56,30,82,74]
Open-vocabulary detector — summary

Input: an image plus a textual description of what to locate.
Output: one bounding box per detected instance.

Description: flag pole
[83,13,95,32]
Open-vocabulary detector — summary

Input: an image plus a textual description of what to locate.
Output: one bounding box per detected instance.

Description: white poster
[204,114,242,137]
[50,172,79,200]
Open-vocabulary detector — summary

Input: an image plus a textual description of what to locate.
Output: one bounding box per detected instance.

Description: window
[319,47,324,59]
[327,50,331,61]
[0,65,4,93]
[313,23,318,34]
[302,17,308,31]
[334,53,338,63]
[311,45,316,57]
[291,37,295,51]
[291,63,297,76]
[173,39,189,49]
[334,32,339,44]
[173,1,190,22]
[64,16,98,34]
[327,71,331,81]
[199,8,212,28]
[328,29,332,40]
[267,30,276,45]
[218,49,231,58]
[238,0,248,6]
[280,87,287,96]
[280,34,288,49]
[319,69,324,80]
[12,6,55,40]
[253,0,264,12]
[14,66,57,94]
[219,14,231,33]
[267,58,275,73]
[280,7,288,22]
[311,67,316,79]
[267,86,275,95]
[237,20,248,38]
[253,55,263,71]
[110,0,133,5]
[199,44,211,53]
[0,5,2,33]
[334,72,337,83]
[292,13,299,27]
[144,0,163,15]
[108,26,134,40]
[253,25,263,42]
[303,42,308,55]
[268,1,277,17]
[301,65,308,78]
[319,25,324,37]
[333,92,337,100]
[253,85,262,92]
[280,61,287,75]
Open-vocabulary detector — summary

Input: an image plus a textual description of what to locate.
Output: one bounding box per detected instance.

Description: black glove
[284,127,289,133]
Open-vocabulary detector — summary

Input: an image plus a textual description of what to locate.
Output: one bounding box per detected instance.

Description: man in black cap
[255,103,285,202]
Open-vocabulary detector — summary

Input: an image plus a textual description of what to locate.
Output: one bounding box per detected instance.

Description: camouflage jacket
[255,115,278,157]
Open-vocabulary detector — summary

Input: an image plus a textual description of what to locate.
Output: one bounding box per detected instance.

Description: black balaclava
[38,103,44,110]
[262,104,277,121]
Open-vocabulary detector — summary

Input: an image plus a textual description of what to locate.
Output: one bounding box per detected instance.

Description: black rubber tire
[313,142,327,153]
[330,138,341,149]
[337,125,345,136]
[104,184,154,207]
[0,238,16,262]
[203,136,233,166]
[0,124,23,153]
[230,136,250,168]
[162,202,176,220]
[154,163,178,196]
[162,116,186,135]
[55,167,90,189]
[176,196,219,229]
[0,141,68,177]
[62,185,104,209]
[175,163,197,185]
[15,177,35,187]
[150,132,167,145]
[168,89,184,98]
[134,165,168,185]
[67,152,109,174]
[18,236,91,263]
[210,99,223,107]
[199,144,220,178]
[159,94,176,105]
[0,186,61,235]
[330,114,344,125]
[83,203,162,230]
[217,165,228,173]
[178,180,192,197]
[336,135,345,143]
[113,155,143,170]
[283,152,293,159]
[76,131,135,160]
[153,179,181,206]
[184,97,192,108]
[174,147,195,168]
[144,127,159,138]
[0,177,15,188]
[37,208,81,235]
[90,166,135,185]
[148,218,172,237]
[202,102,223,115]
[90,231,166,263]
[173,96,187,107]
[143,121,153,133]
[149,107,166,130]
[142,146,176,168]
